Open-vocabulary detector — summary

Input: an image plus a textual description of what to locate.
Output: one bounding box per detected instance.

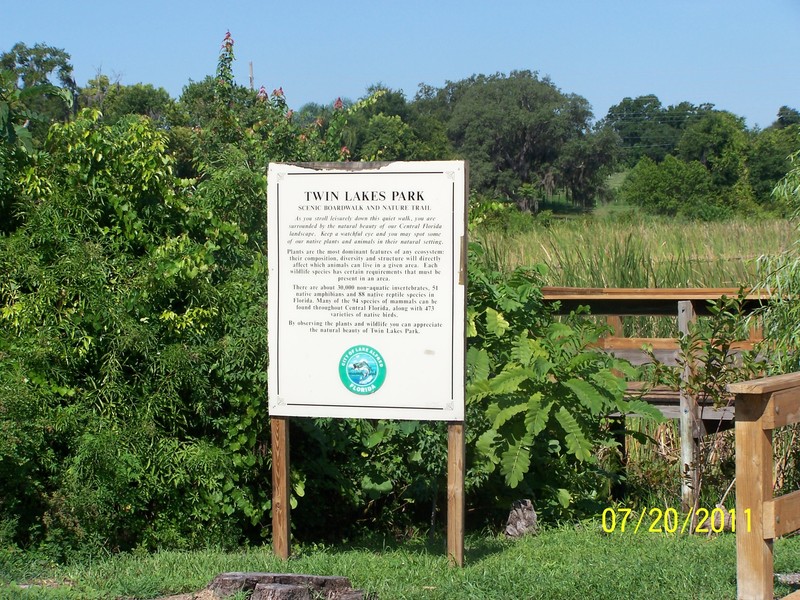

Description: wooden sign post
[271,416,291,560]
[447,422,465,566]
[267,161,467,565]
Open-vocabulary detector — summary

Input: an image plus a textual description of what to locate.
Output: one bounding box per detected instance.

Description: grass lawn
[4,524,800,599]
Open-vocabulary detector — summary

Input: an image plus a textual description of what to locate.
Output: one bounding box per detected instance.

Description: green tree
[445,71,613,205]
[603,95,673,165]
[322,84,452,162]
[557,126,620,207]
[757,142,800,371]
[81,79,175,125]
[676,111,749,188]
[0,68,70,234]
[0,43,77,139]
[747,124,800,211]
[0,31,358,556]
[775,105,800,129]
[603,96,712,166]
[357,113,420,160]
[619,155,719,219]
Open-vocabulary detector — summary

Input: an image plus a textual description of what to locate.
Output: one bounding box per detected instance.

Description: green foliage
[465,242,659,518]
[675,111,749,189]
[82,78,176,126]
[606,96,799,219]
[0,43,76,141]
[619,155,720,219]
[775,105,800,129]
[603,95,713,166]
[757,143,800,372]
[431,71,615,207]
[0,107,255,555]
[748,124,800,211]
[1,67,71,233]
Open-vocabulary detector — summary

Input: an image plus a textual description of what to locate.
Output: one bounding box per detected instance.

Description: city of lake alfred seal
[339,345,386,395]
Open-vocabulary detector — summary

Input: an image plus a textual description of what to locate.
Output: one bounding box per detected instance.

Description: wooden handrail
[539,287,797,598]
[543,288,770,513]
[728,373,800,599]
[541,286,771,316]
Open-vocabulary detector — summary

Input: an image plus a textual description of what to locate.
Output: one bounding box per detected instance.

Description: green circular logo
[339,345,386,395]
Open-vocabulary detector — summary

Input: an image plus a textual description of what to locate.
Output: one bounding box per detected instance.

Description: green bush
[464,242,662,520]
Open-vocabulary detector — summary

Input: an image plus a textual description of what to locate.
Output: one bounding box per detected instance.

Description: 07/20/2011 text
[601,507,750,534]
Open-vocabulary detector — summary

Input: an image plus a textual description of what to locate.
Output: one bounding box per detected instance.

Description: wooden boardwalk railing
[541,288,800,597]
[729,373,800,600]
[541,287,770,512]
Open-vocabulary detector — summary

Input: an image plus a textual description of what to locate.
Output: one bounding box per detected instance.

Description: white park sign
[267,161,467,421]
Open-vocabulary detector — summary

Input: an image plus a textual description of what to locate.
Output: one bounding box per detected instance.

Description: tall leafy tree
[748,124,800,210]
[775,106,800,129]
[0,67,70,234]
[81,78,175,125]
[445,71,613,205]
[619,155,718,219]
[0,31,354,555]
[602,95,713,166]
[0,43,77,139]
[676,110,749,189]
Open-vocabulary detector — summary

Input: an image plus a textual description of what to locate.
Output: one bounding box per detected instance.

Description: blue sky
[2,0,798,129]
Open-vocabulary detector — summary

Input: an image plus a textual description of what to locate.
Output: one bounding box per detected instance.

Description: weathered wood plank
[765,490,800,540]
[761,387,800,430]
[541,287,770,316]
[779,589,800,600]
[729,372,800,396]
[541,287,769,301]
[605,315,623,337]
[735,392,774,600]
[678,301,699,513]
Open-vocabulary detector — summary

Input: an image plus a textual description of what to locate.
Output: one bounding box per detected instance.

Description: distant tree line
[3,41,798,219]
[604,95,799,218]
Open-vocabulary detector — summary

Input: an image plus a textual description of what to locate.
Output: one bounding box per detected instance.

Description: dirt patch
[154,592,215,600]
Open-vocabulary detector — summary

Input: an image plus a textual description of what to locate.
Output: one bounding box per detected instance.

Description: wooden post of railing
[729,373,800,600]
[678,300,699,513]
[605,315,623,337]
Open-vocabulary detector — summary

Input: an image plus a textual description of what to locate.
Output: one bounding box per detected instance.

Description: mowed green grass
[4,525,800,599]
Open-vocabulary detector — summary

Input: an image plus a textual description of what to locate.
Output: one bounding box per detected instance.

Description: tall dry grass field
[477,217,795,288]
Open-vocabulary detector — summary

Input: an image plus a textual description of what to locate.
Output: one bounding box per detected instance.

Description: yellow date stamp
[601,507,751,534]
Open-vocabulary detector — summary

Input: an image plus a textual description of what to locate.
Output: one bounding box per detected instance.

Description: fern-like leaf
[485,307,510,337]
[524,392,553,435]
[467,346,490,382]
[475,429,501,465]
[491,402,528,430]
[501,433,533,488]
[488,366,529,395]
[511,332,547,367]
[466,379,492,403]
[564,378,605,415]
[618,398,666,422]
[555,406,593,462]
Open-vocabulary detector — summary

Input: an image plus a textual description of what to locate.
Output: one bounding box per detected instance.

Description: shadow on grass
[331,532,513,564]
